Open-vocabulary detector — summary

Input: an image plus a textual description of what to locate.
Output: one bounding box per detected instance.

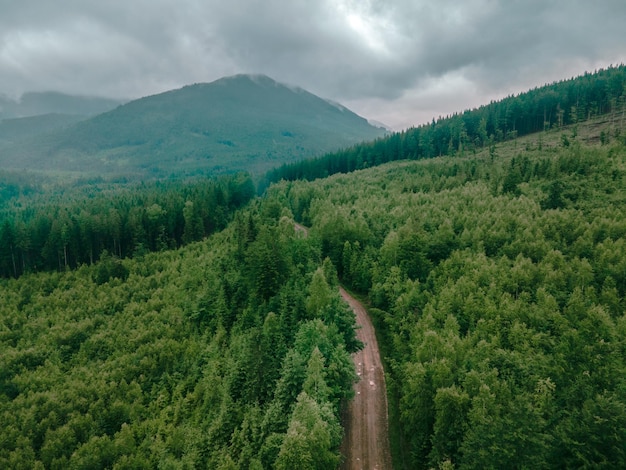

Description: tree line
[263,65,626,186]
[0,173,255,278]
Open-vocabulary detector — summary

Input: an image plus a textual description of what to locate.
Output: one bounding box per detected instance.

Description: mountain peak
[212,73,305,92]
[226,73,274,81]
[0,75,385,179]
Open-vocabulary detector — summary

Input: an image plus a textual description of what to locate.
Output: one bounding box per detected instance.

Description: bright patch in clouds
[346,12,387,54]
[334,0,392,55]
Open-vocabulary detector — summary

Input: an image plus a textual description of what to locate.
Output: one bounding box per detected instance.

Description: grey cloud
[0,0,625,128]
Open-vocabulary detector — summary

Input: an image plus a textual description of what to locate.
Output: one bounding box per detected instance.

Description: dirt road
[340,287,392,470]
[293,222,309,235]
[292,222,391,468]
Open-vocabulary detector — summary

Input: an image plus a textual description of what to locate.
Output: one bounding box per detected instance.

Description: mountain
[0,91,124,120]
[0,75,385,179]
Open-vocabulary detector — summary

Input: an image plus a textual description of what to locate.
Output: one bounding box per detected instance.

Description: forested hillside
[0,195,361,468]
[268,122,626,468]
[0,114,87,146]
[265,65,626,186]
[0,173,255,277]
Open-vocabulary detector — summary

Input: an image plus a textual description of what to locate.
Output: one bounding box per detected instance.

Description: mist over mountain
[0,75,385,179]
[0,91,124,120]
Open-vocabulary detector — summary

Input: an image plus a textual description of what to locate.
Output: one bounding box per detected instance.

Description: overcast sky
[1,0,625,130]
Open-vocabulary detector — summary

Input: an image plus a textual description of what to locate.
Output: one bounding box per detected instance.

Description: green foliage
[275,392,342,470]
[306,268,333,317]
[265,65,626,186]
[0,172,255,278]
[246,225,290,301]
[267,124,626,468]
[0,195,357,468]
[93,250,128,285]
[3,67,626,469]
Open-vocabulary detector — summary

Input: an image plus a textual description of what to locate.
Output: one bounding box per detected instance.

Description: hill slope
[0,91,123,119]
[0,198,359,468]
[0,75,385,179]
[0,113,87,146]
[267,123,626,469]
[265,65,626,186]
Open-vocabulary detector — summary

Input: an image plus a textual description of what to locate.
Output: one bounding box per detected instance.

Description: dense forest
[0,173,255,277]
[2,67,626,468]
[268,122,626,467]
[0,197,361,468]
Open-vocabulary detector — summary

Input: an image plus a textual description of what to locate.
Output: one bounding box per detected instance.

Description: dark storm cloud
[0,0,625,129]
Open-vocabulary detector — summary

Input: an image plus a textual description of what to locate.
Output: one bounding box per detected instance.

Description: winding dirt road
[339,287,392,470]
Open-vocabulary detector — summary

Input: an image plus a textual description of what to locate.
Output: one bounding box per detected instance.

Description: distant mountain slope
[0,113,87,145]
[0,75,385,178]
[0,91,124,119]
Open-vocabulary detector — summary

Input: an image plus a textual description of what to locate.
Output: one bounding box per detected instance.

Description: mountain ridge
[0,91,124,120]
[0,75,385,179]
